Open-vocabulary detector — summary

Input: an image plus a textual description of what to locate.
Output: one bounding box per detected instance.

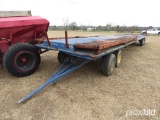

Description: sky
[0,0,159,27]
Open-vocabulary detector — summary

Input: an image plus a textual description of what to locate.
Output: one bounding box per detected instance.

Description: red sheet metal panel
[74,36,136,50]
[0,16,49,28]
[0,16,49,55]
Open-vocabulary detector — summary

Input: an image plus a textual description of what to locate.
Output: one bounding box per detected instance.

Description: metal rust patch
[74,36,136,50]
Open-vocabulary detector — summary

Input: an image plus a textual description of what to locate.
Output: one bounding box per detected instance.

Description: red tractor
[0,11,49,76]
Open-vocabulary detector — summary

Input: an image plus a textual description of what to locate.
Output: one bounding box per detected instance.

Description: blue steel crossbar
[18,59,90,103]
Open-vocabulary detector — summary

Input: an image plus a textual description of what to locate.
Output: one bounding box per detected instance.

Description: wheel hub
[14,51,35,69]
[21,57,27,63]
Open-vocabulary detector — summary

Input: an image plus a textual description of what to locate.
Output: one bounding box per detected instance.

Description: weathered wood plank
[0,11,31,17]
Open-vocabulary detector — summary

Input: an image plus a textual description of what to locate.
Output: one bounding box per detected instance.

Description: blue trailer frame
[18,33,146,103]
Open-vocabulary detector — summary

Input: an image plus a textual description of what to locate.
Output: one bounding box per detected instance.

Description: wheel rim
[14,51,36,72]
[117,51,122,64]
[109,57,116,73]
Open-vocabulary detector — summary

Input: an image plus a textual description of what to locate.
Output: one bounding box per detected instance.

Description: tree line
[49,22,156,32]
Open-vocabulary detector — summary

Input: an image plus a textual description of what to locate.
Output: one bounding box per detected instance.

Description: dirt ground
[0,31,160,120]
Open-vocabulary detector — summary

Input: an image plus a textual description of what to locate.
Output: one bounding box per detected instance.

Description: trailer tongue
[18,58,90,103]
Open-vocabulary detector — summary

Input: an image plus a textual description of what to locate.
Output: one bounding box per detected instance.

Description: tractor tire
[139,38,145,46]
[58,51,71,64]
[102,53,116,76]
[3,43,40,77]
[114,50,122,67]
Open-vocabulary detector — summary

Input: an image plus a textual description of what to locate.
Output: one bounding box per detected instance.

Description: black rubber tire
[58,51,71,64]
[142,32,147,35]
[139,38,145,46]
[3,43,40,77]
[158,33,160,36]
[114,50,122,67]
[102,53,116,76]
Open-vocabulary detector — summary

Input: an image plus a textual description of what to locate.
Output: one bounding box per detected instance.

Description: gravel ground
[0,31,160,120]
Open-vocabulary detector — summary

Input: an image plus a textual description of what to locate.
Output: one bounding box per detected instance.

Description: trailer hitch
[18,58,90,103]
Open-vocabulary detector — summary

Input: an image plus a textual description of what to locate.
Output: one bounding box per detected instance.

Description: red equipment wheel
[3,43,40,77]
